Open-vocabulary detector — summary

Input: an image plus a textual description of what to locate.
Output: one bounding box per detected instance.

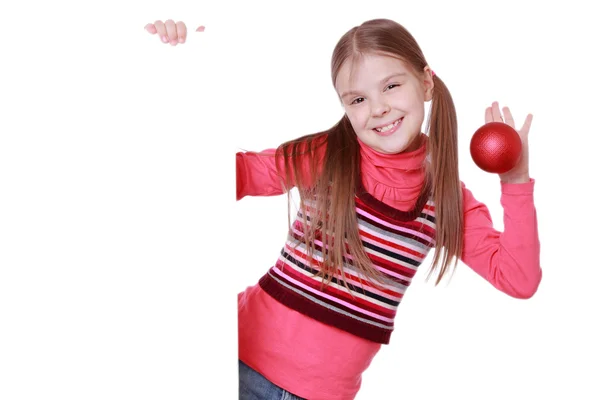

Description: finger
[485,107,493,124]
[491,101,503,122]
[176,21,187,43]
[144,23,157,34]
[196,25,205,32]
[503,106,515,128]
[520,114,534,135]
[165,19,178,45]
[154,20,168,44]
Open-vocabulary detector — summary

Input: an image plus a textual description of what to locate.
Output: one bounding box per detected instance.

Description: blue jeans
[239,360,306,400]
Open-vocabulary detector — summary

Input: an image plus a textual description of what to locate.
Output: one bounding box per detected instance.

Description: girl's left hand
[485,101,533,184]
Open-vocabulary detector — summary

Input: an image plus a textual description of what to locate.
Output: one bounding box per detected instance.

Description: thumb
[144,24,157,34]
[196,25,205,32]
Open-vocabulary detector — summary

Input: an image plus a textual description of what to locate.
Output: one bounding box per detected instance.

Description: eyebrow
[340,72,407,99]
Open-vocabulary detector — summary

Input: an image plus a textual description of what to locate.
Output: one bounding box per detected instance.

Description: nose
[371,97,390,118]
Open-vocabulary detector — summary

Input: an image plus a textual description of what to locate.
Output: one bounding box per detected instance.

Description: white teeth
[375,118,401,132]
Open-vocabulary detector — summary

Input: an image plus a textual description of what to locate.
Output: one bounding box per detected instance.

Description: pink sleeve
[460,179,542,299]
[236,137,327,200]
[236,149,285,200]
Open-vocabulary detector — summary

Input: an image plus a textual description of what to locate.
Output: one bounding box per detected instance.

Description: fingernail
[170,39,177,45]
[178,37,184,43]
[196,26,205,32]
[162,36,168,43]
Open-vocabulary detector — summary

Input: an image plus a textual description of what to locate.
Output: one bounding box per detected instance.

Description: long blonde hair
[276,19,463,286]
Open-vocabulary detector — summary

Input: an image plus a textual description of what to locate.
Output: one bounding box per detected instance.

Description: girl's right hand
[144,20,205,46]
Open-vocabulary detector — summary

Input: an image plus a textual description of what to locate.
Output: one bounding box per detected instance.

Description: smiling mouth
[373,117,403,134]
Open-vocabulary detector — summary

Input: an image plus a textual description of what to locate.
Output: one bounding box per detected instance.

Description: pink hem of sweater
[239,285,380,400]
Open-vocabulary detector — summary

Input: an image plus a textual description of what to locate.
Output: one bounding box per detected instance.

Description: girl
[146,18,542,400]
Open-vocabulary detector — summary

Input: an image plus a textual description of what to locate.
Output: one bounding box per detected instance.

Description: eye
[386,84,400,90]
[350,97,365,105]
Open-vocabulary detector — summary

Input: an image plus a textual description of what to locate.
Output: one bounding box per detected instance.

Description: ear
[423,66,435,102]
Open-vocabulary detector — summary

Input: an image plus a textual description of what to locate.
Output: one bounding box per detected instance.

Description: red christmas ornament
[470,122,522,174]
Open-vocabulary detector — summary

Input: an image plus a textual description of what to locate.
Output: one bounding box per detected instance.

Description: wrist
[500,174,530,184]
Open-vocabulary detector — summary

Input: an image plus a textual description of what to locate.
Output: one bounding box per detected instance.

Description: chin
[378,144,410,154]
[367,137,417,155]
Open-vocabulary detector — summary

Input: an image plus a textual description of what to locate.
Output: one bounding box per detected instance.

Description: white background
[1,0,598,399]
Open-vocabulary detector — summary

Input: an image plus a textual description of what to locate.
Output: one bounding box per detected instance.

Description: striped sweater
[259,181,435,344]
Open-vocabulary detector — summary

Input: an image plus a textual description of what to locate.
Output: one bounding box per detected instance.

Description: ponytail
[425,75,464,284]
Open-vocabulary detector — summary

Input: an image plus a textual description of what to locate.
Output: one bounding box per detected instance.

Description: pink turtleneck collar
[357,134,428,212]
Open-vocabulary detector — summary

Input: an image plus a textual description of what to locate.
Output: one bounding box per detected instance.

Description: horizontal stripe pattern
[259,194,436,344]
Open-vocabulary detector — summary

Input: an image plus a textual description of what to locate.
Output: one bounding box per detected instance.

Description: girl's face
[335,53,434,154]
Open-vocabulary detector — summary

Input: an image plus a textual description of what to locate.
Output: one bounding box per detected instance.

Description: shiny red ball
[470,122,522,174]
